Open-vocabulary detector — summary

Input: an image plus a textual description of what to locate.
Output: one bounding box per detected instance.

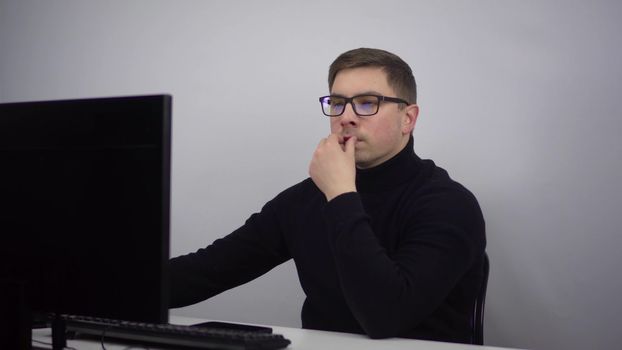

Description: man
[169,48,486,344]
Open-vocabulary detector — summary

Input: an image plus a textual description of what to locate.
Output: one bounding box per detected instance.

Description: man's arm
[169,205,290,308]
[323,190,484,339]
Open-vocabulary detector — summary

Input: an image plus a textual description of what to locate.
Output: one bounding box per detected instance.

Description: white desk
[32,315,520,350]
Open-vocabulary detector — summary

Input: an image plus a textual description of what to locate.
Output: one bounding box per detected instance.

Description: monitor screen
[0,95,172,324]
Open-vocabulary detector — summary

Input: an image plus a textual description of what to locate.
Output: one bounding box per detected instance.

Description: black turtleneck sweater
[169,138,486,343]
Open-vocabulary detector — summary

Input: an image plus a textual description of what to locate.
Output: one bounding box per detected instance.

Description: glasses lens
[353,95,379,116]
[321,96,345,116]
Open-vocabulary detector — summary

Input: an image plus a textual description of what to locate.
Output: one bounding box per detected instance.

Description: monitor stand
[51,315,67,350]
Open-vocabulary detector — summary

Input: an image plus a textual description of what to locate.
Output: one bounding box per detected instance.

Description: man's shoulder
[405,159,485,243]
[408,158,482,211]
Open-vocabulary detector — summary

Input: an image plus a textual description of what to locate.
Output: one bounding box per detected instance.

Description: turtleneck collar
[355,136,422,193]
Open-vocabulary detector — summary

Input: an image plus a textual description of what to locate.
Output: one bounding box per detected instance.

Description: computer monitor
[0,95,172,346]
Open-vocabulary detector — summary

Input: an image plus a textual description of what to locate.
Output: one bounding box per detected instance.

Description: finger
[345,136,357,155]
[327,133,340,144]
[316,137,327,148]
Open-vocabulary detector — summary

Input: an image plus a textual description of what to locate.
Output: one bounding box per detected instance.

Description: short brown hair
[328,48,417,105]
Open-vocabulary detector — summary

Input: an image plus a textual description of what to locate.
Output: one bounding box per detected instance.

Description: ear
[401,104,419,134]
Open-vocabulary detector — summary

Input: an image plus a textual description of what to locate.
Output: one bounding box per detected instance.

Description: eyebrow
[329,90,384,97]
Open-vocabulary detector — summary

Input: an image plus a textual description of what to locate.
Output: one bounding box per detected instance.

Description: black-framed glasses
[319,94,410,117]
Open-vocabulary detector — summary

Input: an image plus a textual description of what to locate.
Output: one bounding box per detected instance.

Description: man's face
[329,67,417,169]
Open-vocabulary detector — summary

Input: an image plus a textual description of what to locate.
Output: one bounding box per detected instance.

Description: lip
[339,132,355,145]
[339,135,360,145]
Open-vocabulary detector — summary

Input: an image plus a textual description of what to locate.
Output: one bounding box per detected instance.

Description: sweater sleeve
[323,190,485,339]
[168,199,290,308]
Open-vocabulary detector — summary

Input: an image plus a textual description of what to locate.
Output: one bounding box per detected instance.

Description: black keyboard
[63,315,291,350]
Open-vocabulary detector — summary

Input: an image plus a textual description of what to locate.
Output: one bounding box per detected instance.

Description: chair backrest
[472,252,490,345]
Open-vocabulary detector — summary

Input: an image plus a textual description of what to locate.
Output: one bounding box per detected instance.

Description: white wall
[2,1,621,349]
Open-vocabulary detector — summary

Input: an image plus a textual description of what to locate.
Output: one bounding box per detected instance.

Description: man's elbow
[367,331,394,340]
[360,319,401,339]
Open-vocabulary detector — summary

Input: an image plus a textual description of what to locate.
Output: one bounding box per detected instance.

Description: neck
[355,135,421,193]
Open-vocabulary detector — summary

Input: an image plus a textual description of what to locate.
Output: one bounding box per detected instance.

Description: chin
[354,156,372,169]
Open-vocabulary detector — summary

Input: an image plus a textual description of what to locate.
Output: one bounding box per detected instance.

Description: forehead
[331,67,395,96]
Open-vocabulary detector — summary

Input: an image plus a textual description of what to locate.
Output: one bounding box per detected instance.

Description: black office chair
[472,252,489,345]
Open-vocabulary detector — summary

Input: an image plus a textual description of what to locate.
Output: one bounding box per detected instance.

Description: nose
[339,102,359,127]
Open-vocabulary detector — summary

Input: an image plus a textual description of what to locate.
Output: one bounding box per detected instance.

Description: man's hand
[309,134,357,201]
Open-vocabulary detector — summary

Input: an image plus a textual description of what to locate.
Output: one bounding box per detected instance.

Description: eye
[360,101,374,107]
[330,98,345,107]
[354,96,378,111]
